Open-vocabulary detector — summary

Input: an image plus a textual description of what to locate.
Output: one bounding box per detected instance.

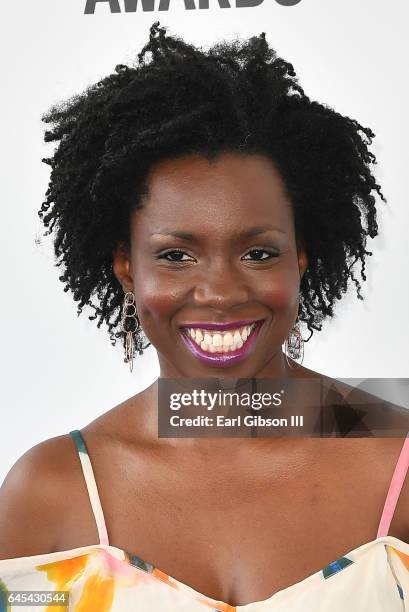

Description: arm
[0,436,70,559]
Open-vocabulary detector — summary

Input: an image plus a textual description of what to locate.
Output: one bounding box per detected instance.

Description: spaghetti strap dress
[1,430,409,611]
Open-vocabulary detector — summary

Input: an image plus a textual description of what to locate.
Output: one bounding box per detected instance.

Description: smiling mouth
[181,322,258,354]
[180,319,264,367]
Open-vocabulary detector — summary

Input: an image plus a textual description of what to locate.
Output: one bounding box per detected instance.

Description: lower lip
[179,322,263,368]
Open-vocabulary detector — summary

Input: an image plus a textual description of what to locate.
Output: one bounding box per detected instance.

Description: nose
[191,257,250,310]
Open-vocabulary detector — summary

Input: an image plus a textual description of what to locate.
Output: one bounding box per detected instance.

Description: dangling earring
[284,316,304,369]
[120,291,151,372]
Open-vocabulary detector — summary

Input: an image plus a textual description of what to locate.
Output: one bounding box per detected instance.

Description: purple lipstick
[179,320,264,367]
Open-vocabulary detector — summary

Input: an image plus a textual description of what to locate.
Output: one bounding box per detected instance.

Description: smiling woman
[1,20,408,612]
[36,22,382,374]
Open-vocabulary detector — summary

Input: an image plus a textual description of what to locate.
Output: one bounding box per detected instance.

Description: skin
[0,152,408,607]
[117,152,307,383]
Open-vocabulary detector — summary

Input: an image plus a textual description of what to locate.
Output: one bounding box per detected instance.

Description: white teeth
[185,322,258,354]
[223,332,234,347]
[204,332,212,345]
[212,333,223,347]
[233,330,242,344]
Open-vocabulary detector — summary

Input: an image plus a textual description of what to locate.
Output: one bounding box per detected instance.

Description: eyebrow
[151,225,286,240]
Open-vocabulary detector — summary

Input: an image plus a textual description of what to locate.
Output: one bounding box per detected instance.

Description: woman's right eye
[157,249,194,263]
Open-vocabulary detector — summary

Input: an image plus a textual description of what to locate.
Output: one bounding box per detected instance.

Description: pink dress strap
[377,432,409,538]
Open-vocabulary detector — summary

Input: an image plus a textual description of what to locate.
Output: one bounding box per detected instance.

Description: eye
[157,249,194,263]
[242,249,279,261]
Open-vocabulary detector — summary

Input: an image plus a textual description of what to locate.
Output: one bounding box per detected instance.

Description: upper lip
[179,319,264,332]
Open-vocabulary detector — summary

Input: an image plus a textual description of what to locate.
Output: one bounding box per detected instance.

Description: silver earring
[284,317,304,369]
[120,291,150,372]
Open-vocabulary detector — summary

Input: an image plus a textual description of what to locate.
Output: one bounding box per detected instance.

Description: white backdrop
[1,0,408,483]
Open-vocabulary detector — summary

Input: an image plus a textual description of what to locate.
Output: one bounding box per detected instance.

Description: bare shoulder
[0,433,81,559]
[0,384,157,560]
[296,365,409,537]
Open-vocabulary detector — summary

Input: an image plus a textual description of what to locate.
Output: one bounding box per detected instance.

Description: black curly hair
[38,21,385,355]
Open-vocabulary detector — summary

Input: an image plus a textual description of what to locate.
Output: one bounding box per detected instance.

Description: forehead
[133,152,294,232]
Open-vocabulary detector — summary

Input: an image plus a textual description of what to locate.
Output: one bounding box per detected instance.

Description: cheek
[259,269,300,312]
[133,274,182,325]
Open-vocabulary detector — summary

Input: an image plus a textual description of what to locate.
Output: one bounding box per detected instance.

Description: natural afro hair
[38,21,385,354]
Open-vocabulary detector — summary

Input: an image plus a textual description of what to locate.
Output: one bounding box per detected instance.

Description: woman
[1,22,408,611]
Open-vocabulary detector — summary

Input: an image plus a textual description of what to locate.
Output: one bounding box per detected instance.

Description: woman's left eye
[242,249,279,261]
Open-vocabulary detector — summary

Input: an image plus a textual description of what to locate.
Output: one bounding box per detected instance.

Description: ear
[296,236,308,280]
[112,241,134,293]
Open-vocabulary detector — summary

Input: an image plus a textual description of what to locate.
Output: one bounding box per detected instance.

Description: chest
[63,439,408,607]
